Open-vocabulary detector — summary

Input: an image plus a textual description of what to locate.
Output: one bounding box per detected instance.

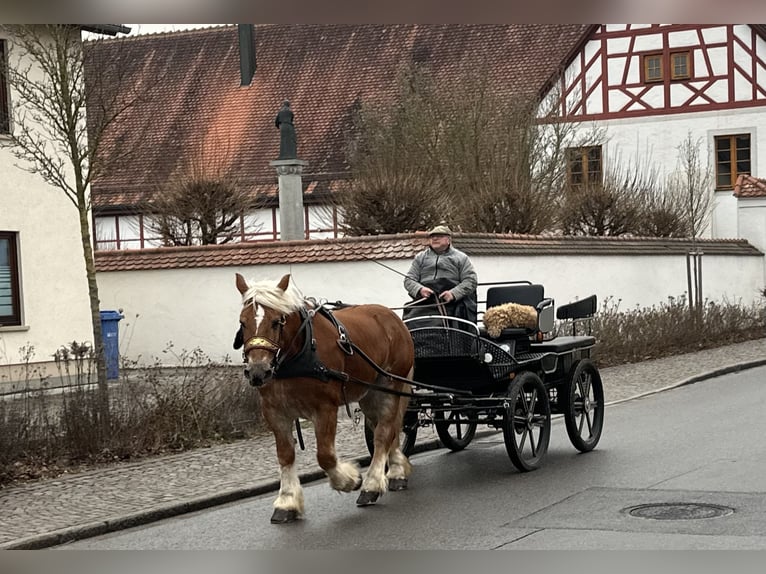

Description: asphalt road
[61,365,766,550]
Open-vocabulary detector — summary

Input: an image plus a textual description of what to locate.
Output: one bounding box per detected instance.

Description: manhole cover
[625,503,734,520]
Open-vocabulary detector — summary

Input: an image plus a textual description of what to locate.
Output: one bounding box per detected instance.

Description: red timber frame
[560,24,766,121]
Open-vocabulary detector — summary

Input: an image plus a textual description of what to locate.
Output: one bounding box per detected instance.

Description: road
[61,365,766,549]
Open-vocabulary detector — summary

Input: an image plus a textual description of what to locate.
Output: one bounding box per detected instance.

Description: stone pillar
[269,159,308,241]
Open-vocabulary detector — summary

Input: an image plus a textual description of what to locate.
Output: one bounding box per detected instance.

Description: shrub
[557,294,766,367]
[0,343,265,485]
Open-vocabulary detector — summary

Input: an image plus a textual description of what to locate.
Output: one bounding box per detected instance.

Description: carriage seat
[479,283,554,340]
[531,335,596,353]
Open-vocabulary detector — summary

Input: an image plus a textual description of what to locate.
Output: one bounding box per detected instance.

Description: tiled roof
[85,24,593,211]
[94,233,762,272]
[734,174,766,198]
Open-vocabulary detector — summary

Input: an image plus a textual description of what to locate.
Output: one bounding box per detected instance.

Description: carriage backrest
[485,283,554,334]
[487,284,545,309]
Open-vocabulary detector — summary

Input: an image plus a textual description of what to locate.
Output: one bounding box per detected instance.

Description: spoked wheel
[364,410,419,458]
[563,359,605,452]
[434,409,478,451]
[501,371,551,472]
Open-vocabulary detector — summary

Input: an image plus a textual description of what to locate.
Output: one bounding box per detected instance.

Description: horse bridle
[241,302,311,370]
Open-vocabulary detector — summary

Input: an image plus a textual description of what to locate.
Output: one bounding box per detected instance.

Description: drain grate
[625,502,734,520]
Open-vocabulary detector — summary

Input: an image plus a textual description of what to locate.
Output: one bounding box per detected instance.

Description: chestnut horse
[235,273,415,523]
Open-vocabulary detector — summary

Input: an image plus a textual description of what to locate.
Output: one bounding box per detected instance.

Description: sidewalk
[1,338,765,550]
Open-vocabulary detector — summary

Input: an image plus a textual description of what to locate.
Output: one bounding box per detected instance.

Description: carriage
[235,273,604,522]
[363,281,605,473]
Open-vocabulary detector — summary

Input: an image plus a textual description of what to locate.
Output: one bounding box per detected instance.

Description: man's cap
[428,225,452,237]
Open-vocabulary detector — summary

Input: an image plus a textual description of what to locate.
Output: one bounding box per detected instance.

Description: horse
[234,273,416,523]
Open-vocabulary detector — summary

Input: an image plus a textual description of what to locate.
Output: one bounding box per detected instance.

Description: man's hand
[419,287,435,299]
[439,290,455,303]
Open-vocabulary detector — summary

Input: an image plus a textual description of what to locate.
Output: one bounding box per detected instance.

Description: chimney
[238,24,256,86]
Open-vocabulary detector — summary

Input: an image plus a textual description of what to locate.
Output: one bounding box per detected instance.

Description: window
[671,52,690,79]
[643,51,691,83]
[0,39,9,133]
[567,146,603,187]
[0,232,21,327]
[715,134,751,189]
[644,54,662,83]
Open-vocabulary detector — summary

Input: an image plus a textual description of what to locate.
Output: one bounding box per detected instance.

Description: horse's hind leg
[314,405,362,493]
[386,388,413,491]
[269,416,304,524]
[357,378,411,505]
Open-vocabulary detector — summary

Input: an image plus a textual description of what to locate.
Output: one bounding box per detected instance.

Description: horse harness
[236,302,399,390]
[235,300,472,447]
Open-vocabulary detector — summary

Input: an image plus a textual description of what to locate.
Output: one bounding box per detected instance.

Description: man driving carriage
[403,225,478,325]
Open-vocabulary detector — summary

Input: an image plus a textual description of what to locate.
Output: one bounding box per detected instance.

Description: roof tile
[734,174,766,198]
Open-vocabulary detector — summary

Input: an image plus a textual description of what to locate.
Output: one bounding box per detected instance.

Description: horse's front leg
[269,416,304,524]
[314,405,363,493]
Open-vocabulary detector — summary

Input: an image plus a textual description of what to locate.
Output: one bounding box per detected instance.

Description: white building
[556,24,766,242]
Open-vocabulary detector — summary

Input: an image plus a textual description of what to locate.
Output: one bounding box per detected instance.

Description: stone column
[269,159,308,241]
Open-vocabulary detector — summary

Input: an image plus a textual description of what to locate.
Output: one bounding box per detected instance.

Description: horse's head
[235,273,304,387]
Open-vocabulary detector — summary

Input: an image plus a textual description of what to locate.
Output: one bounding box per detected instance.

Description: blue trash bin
[99,310,124,380]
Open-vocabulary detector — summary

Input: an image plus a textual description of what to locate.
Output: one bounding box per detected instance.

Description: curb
[605,357,766,406]
[3,358,765,550]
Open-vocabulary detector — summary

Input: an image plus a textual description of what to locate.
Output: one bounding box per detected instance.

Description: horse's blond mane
[242,278,305,315]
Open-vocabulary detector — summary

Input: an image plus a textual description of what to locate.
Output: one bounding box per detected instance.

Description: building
[86,24,766,249]
[1,24,129,383]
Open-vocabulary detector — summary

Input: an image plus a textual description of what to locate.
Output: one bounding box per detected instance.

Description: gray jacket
[404,245,478,301]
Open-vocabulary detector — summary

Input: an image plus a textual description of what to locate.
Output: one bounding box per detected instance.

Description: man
[403,225,478,324]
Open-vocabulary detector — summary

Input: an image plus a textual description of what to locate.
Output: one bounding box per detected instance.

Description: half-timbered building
[556,24,766,245]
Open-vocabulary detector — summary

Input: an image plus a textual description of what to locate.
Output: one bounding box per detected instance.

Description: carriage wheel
[563,359,605,453]
[501,371,551,472]
[364,411,418,458]
[434,409,477,451]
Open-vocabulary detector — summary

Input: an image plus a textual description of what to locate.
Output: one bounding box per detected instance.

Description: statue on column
[275,99,297,159]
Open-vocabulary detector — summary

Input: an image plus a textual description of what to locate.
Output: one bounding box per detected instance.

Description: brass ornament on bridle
[241,307,287,365]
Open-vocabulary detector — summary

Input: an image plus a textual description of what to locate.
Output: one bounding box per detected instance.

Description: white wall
[96,250,765,367]
[739,199,766,254]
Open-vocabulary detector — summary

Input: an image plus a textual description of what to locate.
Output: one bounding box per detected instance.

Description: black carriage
[365,281,604,472]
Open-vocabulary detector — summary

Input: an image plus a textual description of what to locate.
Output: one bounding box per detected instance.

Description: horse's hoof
[388,478,408,491]
[271,508,300,524]
[356,490,380,506]
[352,476,363,491]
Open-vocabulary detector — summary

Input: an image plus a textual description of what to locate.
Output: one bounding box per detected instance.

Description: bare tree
[339,62,444,235]
[560,148,665,237]
[666,132,714,239]
[142,143,263,245]
[440,69,601,234]
[342,61,603,236]
[665,132,714,310]
[1,25,158,429]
